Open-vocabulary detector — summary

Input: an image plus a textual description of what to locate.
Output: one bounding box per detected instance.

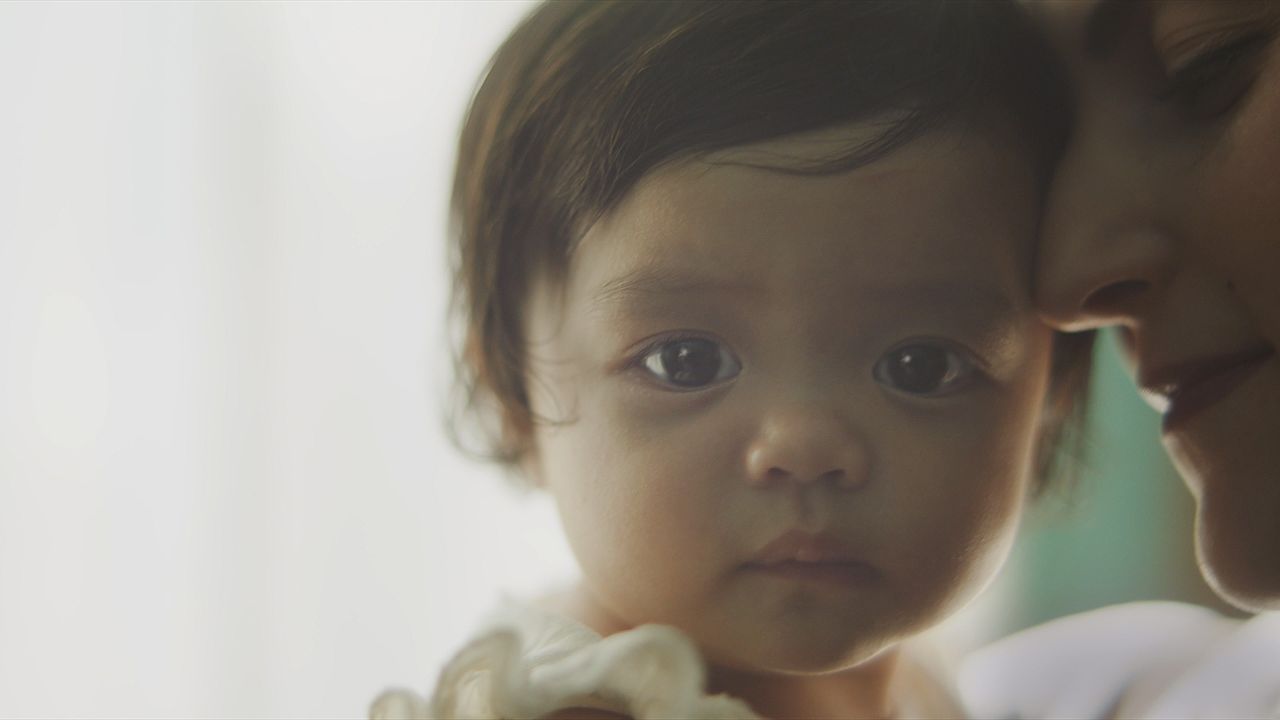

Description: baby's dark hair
[448,0,1094,493]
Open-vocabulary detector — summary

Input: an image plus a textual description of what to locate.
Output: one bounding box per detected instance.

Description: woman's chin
[1165,370,1280,612]
[1196,503,1280,613]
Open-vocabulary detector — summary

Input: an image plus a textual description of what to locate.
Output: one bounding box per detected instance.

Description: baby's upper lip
[747,529,863,565]
[1137,343,1275,403]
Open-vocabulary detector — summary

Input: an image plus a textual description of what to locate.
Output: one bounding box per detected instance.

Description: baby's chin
[698,616,906,677]
[753,642,895,677]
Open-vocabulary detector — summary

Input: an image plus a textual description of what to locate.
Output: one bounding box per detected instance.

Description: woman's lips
[1146,344,1276,433]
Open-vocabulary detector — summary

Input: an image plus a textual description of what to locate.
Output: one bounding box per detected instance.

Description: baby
[375,1,1093,718]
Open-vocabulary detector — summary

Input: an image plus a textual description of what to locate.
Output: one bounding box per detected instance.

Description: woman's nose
[744,406,870,489]
[1035,126,1176,332]
[1036,223,1176,332]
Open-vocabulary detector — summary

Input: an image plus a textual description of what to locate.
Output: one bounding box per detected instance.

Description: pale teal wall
[999,331,1237,634]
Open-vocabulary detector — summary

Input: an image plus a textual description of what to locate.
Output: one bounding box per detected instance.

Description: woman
[1035,0,1280,612]
[961,3,1280,717]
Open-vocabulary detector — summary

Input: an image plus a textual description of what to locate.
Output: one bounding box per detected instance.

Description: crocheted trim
[373,608,761,720]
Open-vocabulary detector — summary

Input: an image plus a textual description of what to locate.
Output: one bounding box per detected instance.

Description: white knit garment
[370,603,762,720]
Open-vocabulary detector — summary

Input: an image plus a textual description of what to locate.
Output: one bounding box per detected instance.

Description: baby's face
[524,127,1052,673]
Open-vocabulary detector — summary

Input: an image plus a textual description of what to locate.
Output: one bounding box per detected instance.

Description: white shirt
[959,601,1280,719]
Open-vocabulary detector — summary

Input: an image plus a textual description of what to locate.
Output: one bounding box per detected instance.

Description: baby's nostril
[1082,279,1150,314]
[764,467,791,484]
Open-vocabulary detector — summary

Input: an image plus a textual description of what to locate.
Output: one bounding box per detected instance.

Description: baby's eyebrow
[590,265,1019,320]
[859,282,1018,315]
[590,266,762,310]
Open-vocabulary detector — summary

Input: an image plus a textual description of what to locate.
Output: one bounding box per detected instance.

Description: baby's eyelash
[624,332,707,367]
[622,332,743,392]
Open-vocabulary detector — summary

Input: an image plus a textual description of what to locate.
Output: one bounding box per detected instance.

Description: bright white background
[0,1,1211,717]
[0,2,591,717]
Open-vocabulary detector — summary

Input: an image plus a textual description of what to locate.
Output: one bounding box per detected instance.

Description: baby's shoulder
[370,602,761,720]
[959,601,1280,719]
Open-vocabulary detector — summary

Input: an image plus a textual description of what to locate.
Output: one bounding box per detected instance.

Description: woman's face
[1034,0,1280,610]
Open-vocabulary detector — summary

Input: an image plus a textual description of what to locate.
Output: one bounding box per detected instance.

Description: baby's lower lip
[743,560,881,587]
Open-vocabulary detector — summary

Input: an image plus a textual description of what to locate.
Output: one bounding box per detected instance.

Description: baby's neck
[706,651,901,720]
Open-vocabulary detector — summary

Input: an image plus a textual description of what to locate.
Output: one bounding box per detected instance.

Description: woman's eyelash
[1157,31,1272,116]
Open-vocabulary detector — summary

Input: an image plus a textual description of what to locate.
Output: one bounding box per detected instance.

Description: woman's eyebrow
[1084,0,1143,58]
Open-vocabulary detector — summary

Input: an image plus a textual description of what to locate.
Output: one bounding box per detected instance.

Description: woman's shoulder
[370,601,761,720]
[958,601,1280,719]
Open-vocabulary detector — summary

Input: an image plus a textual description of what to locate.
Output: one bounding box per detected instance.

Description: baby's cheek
[555,395,733,615]
[889,397,1038,567]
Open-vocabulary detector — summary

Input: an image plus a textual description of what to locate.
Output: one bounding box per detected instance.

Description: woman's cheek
[1203,64,1280,343]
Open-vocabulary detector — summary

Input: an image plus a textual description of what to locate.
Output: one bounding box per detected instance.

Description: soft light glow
[30,291,108,453]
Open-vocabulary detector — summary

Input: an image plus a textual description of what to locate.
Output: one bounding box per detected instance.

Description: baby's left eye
[639,337,741,390]
[872,341,977,397]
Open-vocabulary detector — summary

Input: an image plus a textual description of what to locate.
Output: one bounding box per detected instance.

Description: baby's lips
[749,529,863,566]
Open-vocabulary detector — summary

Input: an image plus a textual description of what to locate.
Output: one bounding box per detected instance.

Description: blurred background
[0,2,1237,717]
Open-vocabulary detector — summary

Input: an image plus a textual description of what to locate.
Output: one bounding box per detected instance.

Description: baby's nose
[744,407,870,489]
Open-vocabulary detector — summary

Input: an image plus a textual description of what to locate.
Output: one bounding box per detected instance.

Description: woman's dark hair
[448,0,1094,493]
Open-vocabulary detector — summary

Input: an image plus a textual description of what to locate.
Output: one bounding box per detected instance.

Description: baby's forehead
[584,126,1030,248]
[611,124,1020,216]
[565,127,1038,314]
[698,120,909,169]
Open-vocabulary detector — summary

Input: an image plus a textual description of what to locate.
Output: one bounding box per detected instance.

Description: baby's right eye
[638,337,741,390]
